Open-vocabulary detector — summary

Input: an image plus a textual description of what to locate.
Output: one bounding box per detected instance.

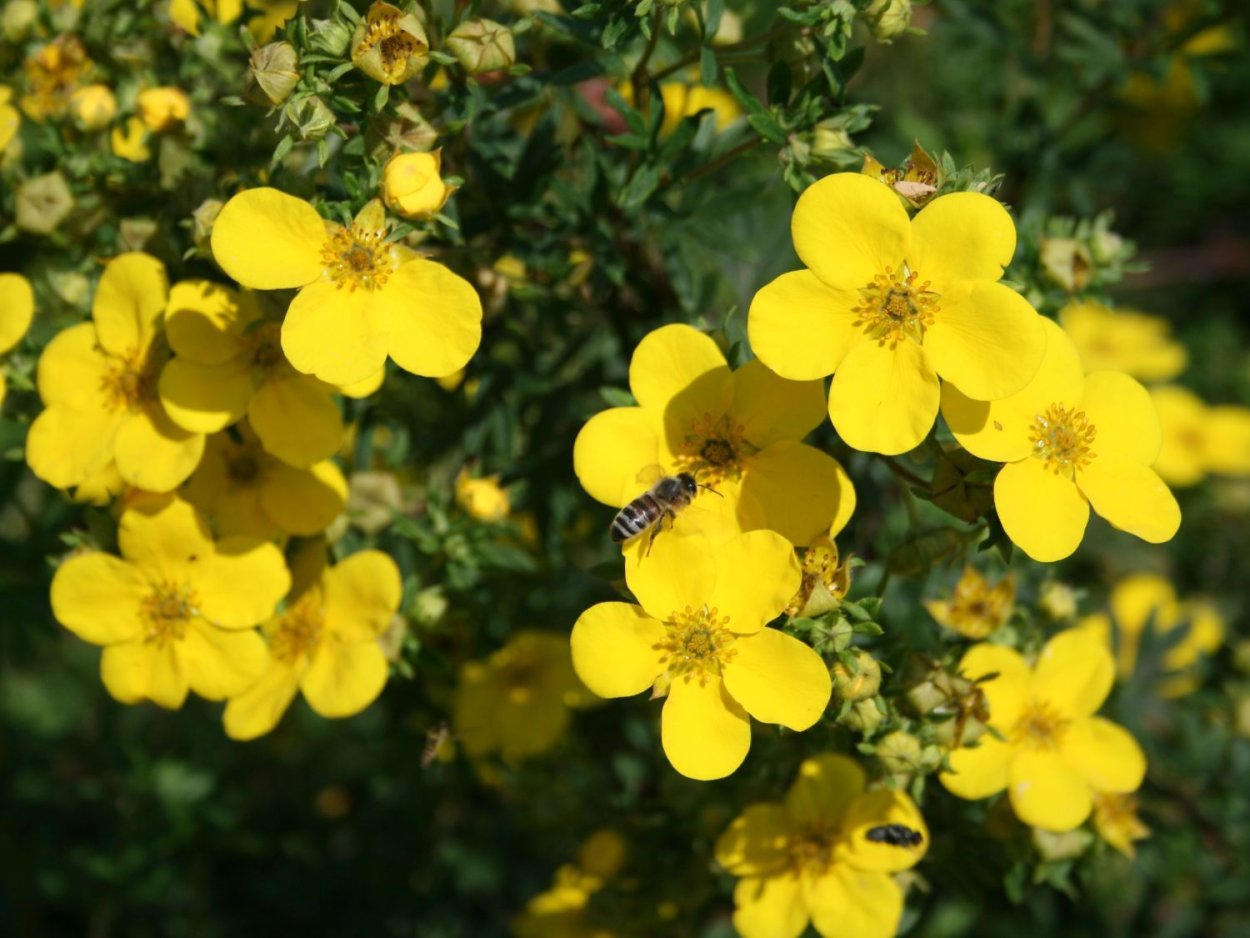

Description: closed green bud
[309,17,353,58]
[247,41,300,107]
[840,698,884,735]
[831,650,882,702]
[16,172,73,235]
[446,18,516,75]
[3,0,37,42]
[864,0,912,42]
[283,94,336,140]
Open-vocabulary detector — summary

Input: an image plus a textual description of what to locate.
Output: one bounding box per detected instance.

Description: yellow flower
[0,272,34,408]
[715,753,927,938]
[351,1,429,85]
[224,545,402,739]
[26,253,207,493]
[1092,792,1150,859]
[1078,574,1223,698]
[570,530,830,780]
[381,150,452,219]
[750,173,1046,455]
[211,191,482,386]
[183,426,347,540]
[453,631,592,760]
[169,0,245,35]
[1151,385,1250,487]
[455,467,510,522]
[0,86,19,151]
[943,318,1180,562]
[111,116,151,162]
[49,496,289,709]
[573,323,855,547]
[515,829,625,938]
[620,82,743,138]
[20,35,90,121]
[67,83,116,130]
[925,566,1015,639]
[940,628,1146,832]
[158,279,346,467]
[245,0,302,43]
[136,86,190,133]
[1060,301,1187,382]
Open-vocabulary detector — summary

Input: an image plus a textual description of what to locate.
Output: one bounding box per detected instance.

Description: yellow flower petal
[925,282,1044,400]
[959,642,1030,728]
[625,531,718,620]
[1111,574,1176,636]
[223,661,301,740]
[323,549,402,641]
[940,734,1011,800]
[0,272,34,354]
[113,407,205,492]
[660,674,750,780]
[838,789,928,872]
[92,252,168,358]
[1150,385,1207,487]
[740,441,856,546]
[178,620,268,700]
[300,639,389,718]
[211,188,326,289]
[1076,454,1180,544]
[35,322,108,409]
[196,538,290,628]
[1009,748,1092,832]
[282,281,391,386]
[570,602,666,698]
[728,358,827,449]
[336,367,386,398]
[747,270,862,380]
[573,407,662,507]
[732,874,808,938]
[248,374,343,468]
[994,458,1089,562]
[715,804,797,877]
[807,865,903,938]
[100,639,188,709]
[791,173,910,291]
[164,279,251,365]
[158,357,252,433]
[828,338,939,455]
[118,496,214,581]
[493,686,571,760]
[706,530,799,631]
[1031,627,1115,719]
[723,627,830,730]
[1080,370,1162,465]
[908,191,1016,289]
[784,753,865,829]
[261,459,347,536]
[1205,405,1250,474]
[385,259,483,378]
[26,403,120,489]
[50,553,147,645]
[628,324,733,441]
[1061,716,1146,794]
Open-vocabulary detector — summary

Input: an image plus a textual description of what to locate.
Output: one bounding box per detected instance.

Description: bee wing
[635,463,665,487]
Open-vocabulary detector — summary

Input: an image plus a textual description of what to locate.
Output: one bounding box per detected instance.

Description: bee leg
[645,510,676,557]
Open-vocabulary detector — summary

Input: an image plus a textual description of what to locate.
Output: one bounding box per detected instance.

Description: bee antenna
[698,482,723,498]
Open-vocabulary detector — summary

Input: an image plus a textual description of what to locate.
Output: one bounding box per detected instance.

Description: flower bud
[811,121,856,165]
[786,537,852,617]
[839,698,883,735]
[308,17,353,57]
[111,116,151,162]
[1031,827,1093,862]
[828,618,854,653]
[190,198,223,252]
[875,730,923,777]
[3,1,38,42]
[1039,236,1092,292]
[446,18,516,75]
[1038,580,1078,621]
[283,94,336,140]
[136,87,190,133]
[351,1,429,85]
[16,172,73,234]
[68,84,117,131]
[456,468,510,522]
[247,41,300,106]
[413,585,448,627]
[382,149,452,219]
[864,0,912,42]
[830,649,881,702]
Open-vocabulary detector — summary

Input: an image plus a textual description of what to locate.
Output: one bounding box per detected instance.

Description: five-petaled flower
[749,172,1046,455]
[925,565,1015,639]
[939,628,1146,831]
[570,530,831,780]
[943,318,1181,561]
[715,753,928,938]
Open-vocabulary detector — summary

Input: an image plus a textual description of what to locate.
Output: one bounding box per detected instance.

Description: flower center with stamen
[675,413,753,485]
[227,451,263,485]
[268,593,325,664]
[100,352,158,412]
[140,581,199,646]
[654,605,737,686]
[788,831,835,875]
[852,266,939,347]
[1029,403,1097,476]
[247,323,284,372]
[357,16,423,82]
[1009,700,1070,750]
[321,224,393,292]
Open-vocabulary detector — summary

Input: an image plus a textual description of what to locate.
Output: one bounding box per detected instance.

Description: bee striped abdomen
[611,494,663,542]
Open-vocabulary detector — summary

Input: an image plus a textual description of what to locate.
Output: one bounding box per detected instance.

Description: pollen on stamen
[1029,403,1097,476]
[140,581,199,646]
[851,266,940,348]
[652,604,737,686]
[321,224,394,292]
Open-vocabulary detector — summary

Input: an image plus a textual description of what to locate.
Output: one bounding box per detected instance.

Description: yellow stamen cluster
[268,593,325,664]
[246,322,284,373]
[787,830,835,875]
[676,412,753,484]
[140,582,199,646]
[1029,403,1097,475]
[100,353,157,412]
[655,605,736,685]
[357,15,424,80]
[1010,700,1070,750]
[852,266,939,347]
[321,224,393,292]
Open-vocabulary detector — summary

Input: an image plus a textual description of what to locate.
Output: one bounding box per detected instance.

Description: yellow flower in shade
[245,0,302,43]
[455,467,510,522]
[619,81,743,138]
[1151,385,1250,487]
[158,279,346,467]
[111,116,151,162]
[382,150,452,219]
[573,324,855,548]
[169,0,245,34]
[0,87,19,151]
[940,628,1146,831]
[715,754,927,938]
[453,631,593,761]
[514,829,625,938]
[925,566,1015,639]
[68,83,116,130]
[49,496,289,709]
[1092,792,1150,859]
[1078,574,1223,698]
[749,172,1046,455]
[136,87,190,132]
[224,544,402,739]
[0,272,35,408]
[20,35,90,121]
[26,253,207,493]
[1060,301,1187,382]
[351,1,429,85]
[211,191,482,387]
[943,318,1181,562]
[570,530,830,780]
[183,426,347,541]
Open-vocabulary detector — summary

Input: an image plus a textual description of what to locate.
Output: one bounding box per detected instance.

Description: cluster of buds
[901,656,990,750]
[1037,211,1135,294]
[862,140,944,207]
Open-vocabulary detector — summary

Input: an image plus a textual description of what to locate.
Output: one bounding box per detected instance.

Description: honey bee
[611,468,717,553]
[865,824,924,848]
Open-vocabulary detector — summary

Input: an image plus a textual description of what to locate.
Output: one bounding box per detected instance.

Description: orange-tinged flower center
[227,450,264,486]
[1029,403,1097,475]
[852,266,939,347]
[1009,700,1070,750]
[358,15,423,81]
[787,829,835,875]
[245,322,285,373]
[675,412,754,485]
[100,352,159,412]
[141,581,199,646]
[321,223,393,292]
[655,605,736,685]
[268,593,324,664]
